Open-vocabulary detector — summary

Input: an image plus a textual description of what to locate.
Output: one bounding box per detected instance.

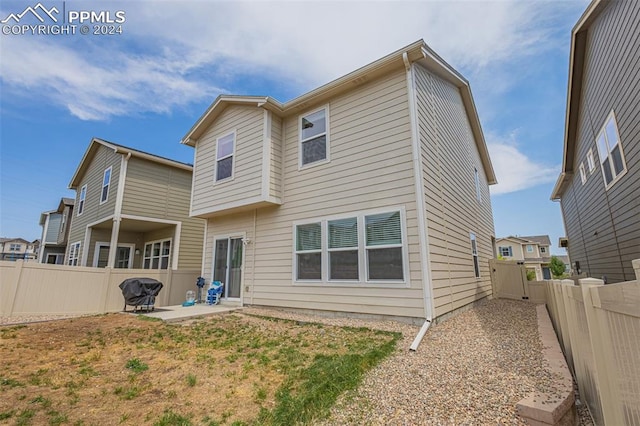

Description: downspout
[251,208,257,306]
[403,51,434,351]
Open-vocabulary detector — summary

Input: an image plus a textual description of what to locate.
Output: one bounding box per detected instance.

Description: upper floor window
[540,246,547,254]
[77,185,87,216]
[100,167,112,204]
[9,244,21,251]
[474,167,482,203]
[499,246,512,257]
[299,106,329,168]
[586,149,595,174]
[215,132,235,182]
[526,245,533,253]
[596,111,627,188]
[579,163,586,185]
[470,233,480,278]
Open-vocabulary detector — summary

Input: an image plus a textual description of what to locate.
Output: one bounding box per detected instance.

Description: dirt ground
[0,312,393,425]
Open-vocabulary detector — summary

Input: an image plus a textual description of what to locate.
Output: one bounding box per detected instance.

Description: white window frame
[68,241,81,266]
[294,222,323,282]
[298,105,330,170]
[100,166,112,204]
[292,207,409,287]
[214,131,236,183]
[92,242,135,268]
[9,244,21,251]
[540,246,547,254]
[596,110,627,190]
[499,246,512,257]
[579,162,586,185]
[474,167,482,203]
[526,245,534,253]
[470,232,480,278]
[77,185,87,216]
[143,238,172,270]
[586,149,595,174]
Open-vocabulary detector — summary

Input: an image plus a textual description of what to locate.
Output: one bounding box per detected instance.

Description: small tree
[550,256,566,278]
[526,269,537,281]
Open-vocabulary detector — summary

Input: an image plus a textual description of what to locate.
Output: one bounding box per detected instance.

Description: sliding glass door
[213,237,243,300]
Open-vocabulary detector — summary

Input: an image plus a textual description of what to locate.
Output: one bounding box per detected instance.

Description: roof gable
[181,40,496,185]
[69,138,193,189]
[551,0,608,200]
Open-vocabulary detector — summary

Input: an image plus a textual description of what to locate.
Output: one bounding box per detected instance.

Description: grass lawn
[0,312,399,425]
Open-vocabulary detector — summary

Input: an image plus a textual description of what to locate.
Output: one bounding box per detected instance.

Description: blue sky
[0,0,589,254]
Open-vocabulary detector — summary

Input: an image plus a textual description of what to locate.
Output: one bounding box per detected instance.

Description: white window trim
[526,244,534,253]
[596,110,628,190]
[292,206,409,287]
[93,241,134,268]
[77,184,87,216]
[470,232,480,278]
[100,166,112,204]
[586,149,595,174]
[294,222,323,283]
[214,131,236,184]
[211,232,247,301]
[499,246,512,257]
[68,241,81,266]
[579,162,586,185]
[298,104,330,170]
[143,238,172,270]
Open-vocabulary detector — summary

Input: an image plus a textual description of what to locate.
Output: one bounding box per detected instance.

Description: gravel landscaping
[3,299,593,425]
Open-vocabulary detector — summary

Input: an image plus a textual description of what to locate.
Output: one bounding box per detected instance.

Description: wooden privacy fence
[545,277,640,426]
[489,259,546,303]
[0,260,201,316]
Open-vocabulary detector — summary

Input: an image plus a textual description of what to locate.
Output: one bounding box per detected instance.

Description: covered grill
[119,278,163,312]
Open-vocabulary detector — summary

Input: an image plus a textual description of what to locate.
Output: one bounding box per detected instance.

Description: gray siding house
[551,0,640,283]
[38,197,74,264]
[183,40,497,323]
[66,138,205,270]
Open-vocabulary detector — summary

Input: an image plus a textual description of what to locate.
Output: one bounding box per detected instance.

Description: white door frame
[93,241,135,268]
[211,232,246,303]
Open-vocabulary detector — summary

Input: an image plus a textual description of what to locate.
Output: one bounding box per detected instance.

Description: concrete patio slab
[124,303,242,322]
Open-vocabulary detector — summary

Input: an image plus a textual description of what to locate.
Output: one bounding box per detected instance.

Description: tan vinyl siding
[121,157,204,269]
[560,0,640,282]
[202,69,425,318]
[270,114,283,200]
[414,63,495,318]
[191,106,265,215]
[67,145,121,265]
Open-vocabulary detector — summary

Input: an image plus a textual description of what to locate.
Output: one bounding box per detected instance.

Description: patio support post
[107,218,121,268]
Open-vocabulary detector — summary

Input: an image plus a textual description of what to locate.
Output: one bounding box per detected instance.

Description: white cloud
[487,131,560,195]
[0,1,582,120]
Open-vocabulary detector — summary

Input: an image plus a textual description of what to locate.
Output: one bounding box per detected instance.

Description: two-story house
[551,0,639,283]
[38,197,74,264]
[495,235,553,280]
[66,138,205,270]
[0,238,39,261]
[182,40,497,324]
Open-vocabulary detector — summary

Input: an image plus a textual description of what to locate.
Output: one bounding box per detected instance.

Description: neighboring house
[0,238,39,261]
[182,40,497,322]
[551,0,640,283]
[496,235,553,280]
[65,138,205,270]
[555,255,572,275]
[38,197,74,264]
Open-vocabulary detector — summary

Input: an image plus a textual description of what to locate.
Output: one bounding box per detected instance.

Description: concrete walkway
[127,302,242,322]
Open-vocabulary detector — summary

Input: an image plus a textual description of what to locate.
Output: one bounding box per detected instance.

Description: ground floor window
[294,209,406,283]
[46,253,65,264]
[143,239,171,269]
[470,233,480,278]
[68,242,81,266]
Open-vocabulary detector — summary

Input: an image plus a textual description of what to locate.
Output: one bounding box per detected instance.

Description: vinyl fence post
[7,260,25,316]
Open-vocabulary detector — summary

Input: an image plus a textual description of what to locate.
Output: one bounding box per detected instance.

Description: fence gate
[489,259,529,300]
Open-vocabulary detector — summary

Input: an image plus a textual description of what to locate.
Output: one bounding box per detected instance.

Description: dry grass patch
[0,312,398,425]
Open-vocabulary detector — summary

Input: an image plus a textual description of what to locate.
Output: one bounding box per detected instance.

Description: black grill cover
[119,278,163,307]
